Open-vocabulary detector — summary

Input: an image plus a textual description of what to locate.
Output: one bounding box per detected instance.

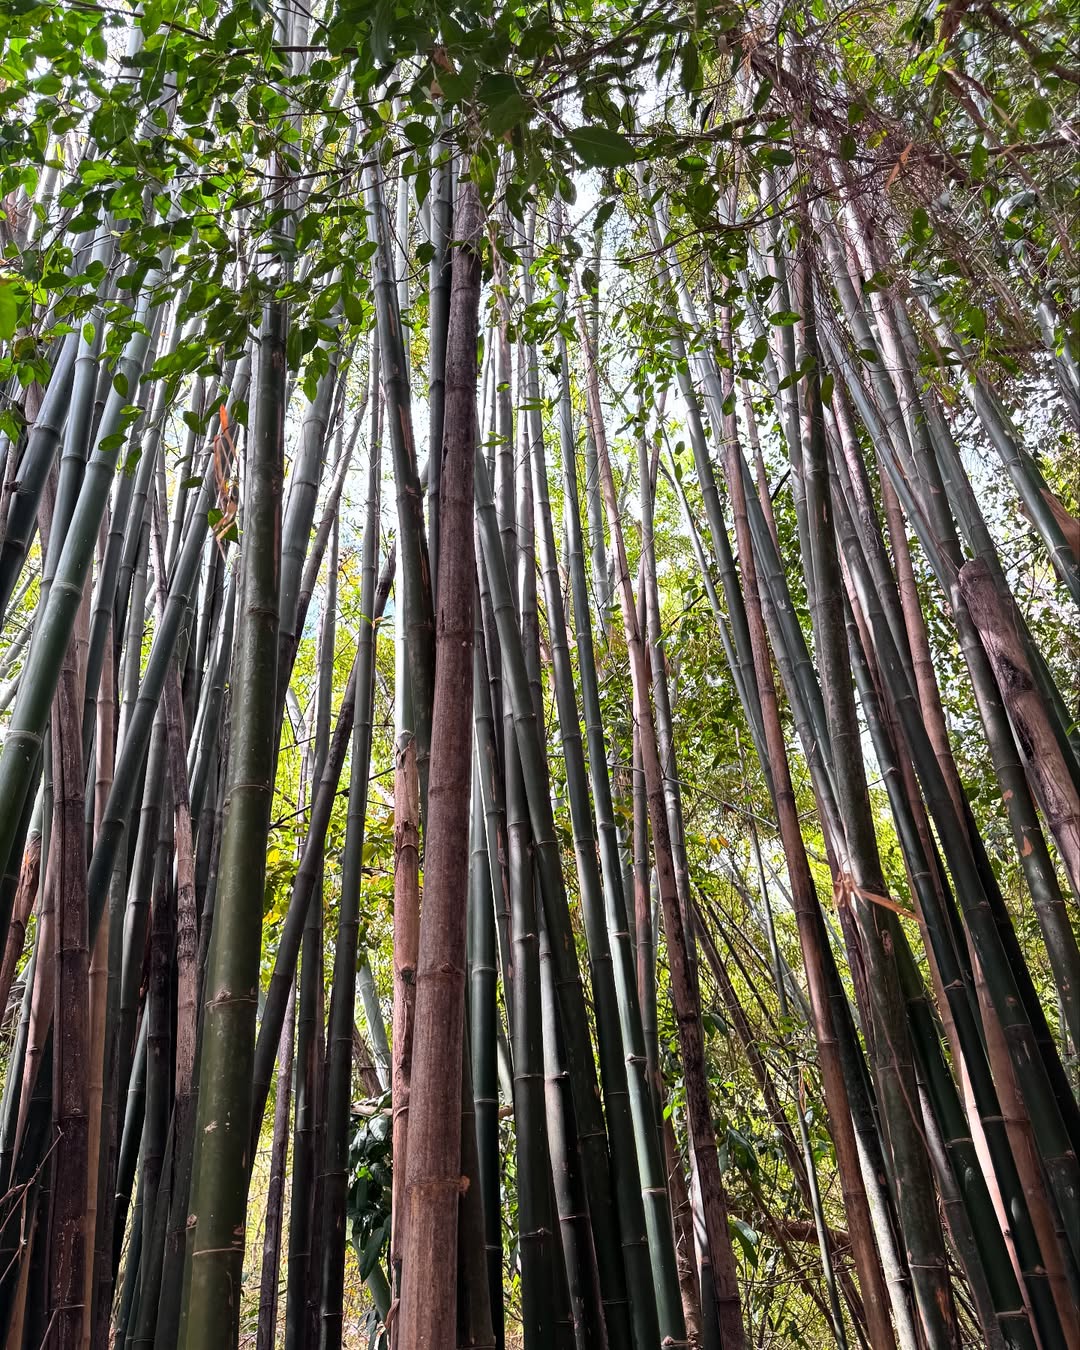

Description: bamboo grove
[0,0,1077,1345]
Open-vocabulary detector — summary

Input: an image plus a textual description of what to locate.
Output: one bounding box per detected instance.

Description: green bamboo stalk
[469,770,504,1344]
[475,445,632,1348]
[275,339,343,729]
[427,121,453,593]
[537,900,606,1350]
[0,305,159,894]
[256,987,295,1350]
[0,334,78,625]
[548,324,685,1345]
[317,322,383,1350]
[85,449,217,943]
[534,372,660,1350]
[577,298,747,1350]
[249,547,397,1146]
[458,1015,498,1350]
[472,575,513,1001]
[474,588,554,1349]
[178,291,285,1348]
[364,161,434,807]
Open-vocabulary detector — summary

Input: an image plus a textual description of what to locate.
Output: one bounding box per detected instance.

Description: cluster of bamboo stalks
[0,7,1078,1349]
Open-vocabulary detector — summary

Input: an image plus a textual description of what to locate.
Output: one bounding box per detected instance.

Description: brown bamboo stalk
[0,829,40,1019]
[83,575,113,1350]
[958,558,1080,896]
[398,173,483,1350]
[661,1111,703,1345]
[47,568,91,1347]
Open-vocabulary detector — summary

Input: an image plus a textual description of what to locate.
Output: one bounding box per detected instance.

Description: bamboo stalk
[398,172,483,1350]
[179,292,285,1349]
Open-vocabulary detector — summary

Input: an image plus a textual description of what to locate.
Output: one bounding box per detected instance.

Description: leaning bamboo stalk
[0,335,78,626]
[791,251,961,1350]
[839,540,1069,1348]
[958,559,1079,897]
[818,320,1080,1167]
[547,322,685,1345]
[577,297,747,1350]
[256,987,295,1350]
[832,437,1080,1265]
[248,547,396,1145]
[701,337,900,1347]
[317,333,384,1350]
[364,160,435,807]
[0,300,160,893]
[85,448,217,942]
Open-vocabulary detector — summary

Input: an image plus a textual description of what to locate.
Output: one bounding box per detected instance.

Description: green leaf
[0,282,16,340]
[594,199,617,232]
[486,91,530,138]
[1022,96,1050,135]
[680,39,700,94]
[568,126,636,168]
[819,372,834,403]
[964,305,986,341]
[343,290,365,326]
[840,133,857,161]
[729,1217,760,1268]
[768,310,800,326]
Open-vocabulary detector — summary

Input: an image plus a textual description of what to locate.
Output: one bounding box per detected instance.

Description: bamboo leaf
[568,126,637,167]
